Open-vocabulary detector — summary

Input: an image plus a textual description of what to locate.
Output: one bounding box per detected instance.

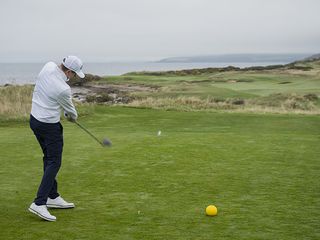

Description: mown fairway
[1,106,319,239]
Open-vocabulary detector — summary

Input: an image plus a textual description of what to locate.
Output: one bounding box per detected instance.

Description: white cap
[62,56,85,78]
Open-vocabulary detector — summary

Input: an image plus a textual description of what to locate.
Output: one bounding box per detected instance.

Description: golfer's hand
[64,112,76,123]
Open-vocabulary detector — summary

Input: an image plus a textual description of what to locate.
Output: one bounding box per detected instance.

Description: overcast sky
[0,0,319,62]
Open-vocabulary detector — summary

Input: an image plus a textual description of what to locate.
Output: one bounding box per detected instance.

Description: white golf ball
[157,130,161,136]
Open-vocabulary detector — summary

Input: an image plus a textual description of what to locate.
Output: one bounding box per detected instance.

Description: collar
[57,65,69,82]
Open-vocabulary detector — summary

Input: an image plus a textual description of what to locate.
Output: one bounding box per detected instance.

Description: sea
[0,61,288,85]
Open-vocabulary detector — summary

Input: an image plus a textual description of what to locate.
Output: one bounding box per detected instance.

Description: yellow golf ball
[206,205,218,216]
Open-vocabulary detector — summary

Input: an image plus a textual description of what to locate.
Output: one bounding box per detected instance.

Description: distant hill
[302,53,320,61]
[158,53,311,63]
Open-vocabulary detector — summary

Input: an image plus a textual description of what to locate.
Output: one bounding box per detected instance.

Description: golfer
[28,56,85,221]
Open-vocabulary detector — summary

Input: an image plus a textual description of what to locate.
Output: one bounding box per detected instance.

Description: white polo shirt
[31,62,78,123]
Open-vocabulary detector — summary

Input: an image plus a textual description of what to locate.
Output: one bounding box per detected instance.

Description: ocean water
[0,61,287,85]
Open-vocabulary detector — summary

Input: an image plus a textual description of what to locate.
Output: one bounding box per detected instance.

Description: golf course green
[1,106,319,239]
[1,59,320,239]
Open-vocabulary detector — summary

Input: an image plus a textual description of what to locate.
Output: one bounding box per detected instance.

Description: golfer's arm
[58,89,78,120]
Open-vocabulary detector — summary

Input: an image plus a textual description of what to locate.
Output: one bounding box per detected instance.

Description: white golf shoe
[28,203,56,221]
[46,196,75,209]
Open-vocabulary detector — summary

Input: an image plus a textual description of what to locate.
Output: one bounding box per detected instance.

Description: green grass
[1,106,319,239]
[210,72,320,96]
[99,62,320,114]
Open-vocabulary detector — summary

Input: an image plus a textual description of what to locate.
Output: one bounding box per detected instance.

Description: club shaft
[75,121,103,146]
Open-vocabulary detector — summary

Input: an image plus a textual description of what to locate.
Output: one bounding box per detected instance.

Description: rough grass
[0,106,319,239]
[0,85,95,121]
[0,85,33,120]
[128,94,320,114]
[1,85,319,121]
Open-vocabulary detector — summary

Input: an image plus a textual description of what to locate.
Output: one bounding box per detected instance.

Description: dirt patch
[71,83,158,103]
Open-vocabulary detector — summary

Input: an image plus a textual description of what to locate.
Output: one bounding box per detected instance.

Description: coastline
[0,61,289,86]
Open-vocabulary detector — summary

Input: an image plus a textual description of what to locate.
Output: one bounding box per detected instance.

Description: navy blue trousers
[30,115,63,205]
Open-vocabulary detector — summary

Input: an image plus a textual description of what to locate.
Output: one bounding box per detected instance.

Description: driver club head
[102,138,112,147]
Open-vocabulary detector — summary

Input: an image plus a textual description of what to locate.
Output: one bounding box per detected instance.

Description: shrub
[304,94,318,101]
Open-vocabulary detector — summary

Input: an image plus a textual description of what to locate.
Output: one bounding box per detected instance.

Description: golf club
[75,121,111,147]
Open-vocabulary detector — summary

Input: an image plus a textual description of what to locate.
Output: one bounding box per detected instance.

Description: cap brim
[76,71,85,78]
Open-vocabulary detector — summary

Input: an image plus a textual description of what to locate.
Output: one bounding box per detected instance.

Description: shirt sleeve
[57,88,78,120]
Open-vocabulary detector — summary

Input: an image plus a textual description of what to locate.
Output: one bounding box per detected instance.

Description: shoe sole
[28,207,56,222]
[46,204,75,209]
